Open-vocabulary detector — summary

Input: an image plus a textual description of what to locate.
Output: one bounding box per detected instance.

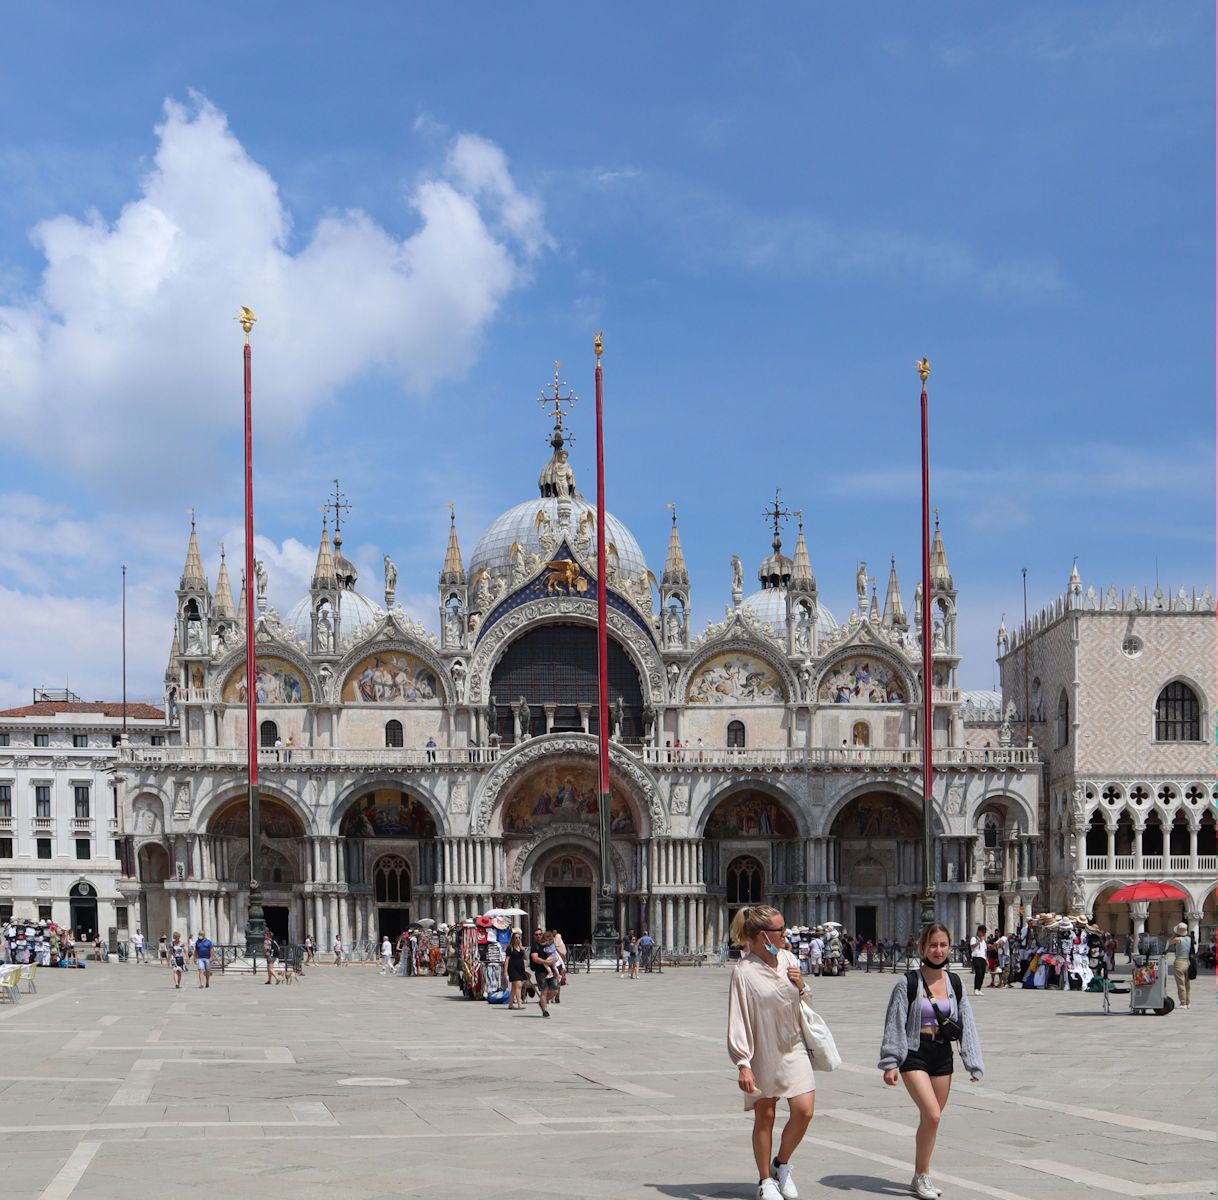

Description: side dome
[740,588,837,639]
[285,589,385,645]
[468,494,648,583]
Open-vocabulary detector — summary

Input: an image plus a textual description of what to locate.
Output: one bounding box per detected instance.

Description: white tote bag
[799,998,841,1072]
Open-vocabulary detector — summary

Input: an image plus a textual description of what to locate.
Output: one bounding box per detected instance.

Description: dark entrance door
[544,886,592,944]
[377,907,411,944]
[264,905,290,944]
[854,905,878,943]
[69,899,98,941]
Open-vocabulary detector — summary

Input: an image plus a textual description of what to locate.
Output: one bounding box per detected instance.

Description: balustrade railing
[122,740,1038,770]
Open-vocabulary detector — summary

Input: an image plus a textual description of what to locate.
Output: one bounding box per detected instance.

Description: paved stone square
[0,959,1213,1200]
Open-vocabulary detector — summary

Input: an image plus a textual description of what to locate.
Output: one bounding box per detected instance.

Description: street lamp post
[592,333,620,959]
[918,358,937,930]
[238,307,266,956]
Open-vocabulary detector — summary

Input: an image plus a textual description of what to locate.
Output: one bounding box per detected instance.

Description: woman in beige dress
[727,905,815,1200]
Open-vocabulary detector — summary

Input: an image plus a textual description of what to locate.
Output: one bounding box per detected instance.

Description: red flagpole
[239,307,265,953]
[918,357,936,928]
[593,333,617,954]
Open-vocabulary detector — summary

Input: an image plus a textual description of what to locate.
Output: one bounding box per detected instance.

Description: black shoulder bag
[907,969,963,1043]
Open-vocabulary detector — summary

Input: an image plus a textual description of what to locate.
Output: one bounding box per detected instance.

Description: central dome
[469,494,648,582]
[468,429,649,584]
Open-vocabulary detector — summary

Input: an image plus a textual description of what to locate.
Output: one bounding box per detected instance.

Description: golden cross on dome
[537,360,578,446]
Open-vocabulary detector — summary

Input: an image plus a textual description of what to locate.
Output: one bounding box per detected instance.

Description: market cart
[1129,955,1174,1015]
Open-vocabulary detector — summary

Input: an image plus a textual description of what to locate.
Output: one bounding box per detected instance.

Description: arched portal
[208,796,306,944]
[537,847,597,945]
[373,853,413,943]
[830,791,924,943]
[337,787,439,894]
[489,624,644,742]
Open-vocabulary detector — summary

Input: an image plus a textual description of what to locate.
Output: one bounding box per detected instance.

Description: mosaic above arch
[340,789,437,838]
[209,796,305,839]
[687,652,784,704]
[831,794,918,839]
[819,655,906,704]
[222,657,312,704]
[501,763,637,838]
[343,652,441,704]
[704,791,797,839]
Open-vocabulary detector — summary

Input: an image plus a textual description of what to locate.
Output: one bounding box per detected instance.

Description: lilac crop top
[920,996,951,1025]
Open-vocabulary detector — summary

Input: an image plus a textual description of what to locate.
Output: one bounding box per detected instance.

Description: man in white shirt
[808,932,824,976]
[969,924,989,995]
[132,929,146,963]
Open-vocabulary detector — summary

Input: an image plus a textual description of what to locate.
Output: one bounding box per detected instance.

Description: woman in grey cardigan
[878,923,984,1200]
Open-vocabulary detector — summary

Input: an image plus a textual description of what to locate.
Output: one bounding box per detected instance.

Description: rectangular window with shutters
[0,838,12,859]
[74,786,90,820]
[0,733,9,746]
[116,905,129,930]
[35,785,51,818]
[0,785,10,820]
[33,733,49,747]
[38,905,52,921]
[36,839,52,860]
[76,839,91,860]
[72,733,88,748]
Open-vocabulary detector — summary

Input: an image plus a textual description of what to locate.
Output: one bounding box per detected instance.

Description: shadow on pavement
[817,1175,909,1194]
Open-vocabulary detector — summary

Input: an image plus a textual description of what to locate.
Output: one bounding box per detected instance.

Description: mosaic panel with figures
[222,657,311,704]
[500,764,637,838]
[818,656,906,704]
[703,792,797,839]
[342,652,442,703]
[687,653,784,704]
[340,790,437,838]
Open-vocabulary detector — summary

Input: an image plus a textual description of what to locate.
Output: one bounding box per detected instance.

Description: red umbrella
[1105,881,1188,903]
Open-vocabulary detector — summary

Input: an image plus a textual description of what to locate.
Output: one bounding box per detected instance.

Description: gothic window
[1085,811,1106,856]
[374,854,411,904]
[1155,681,1200,742]
[385,720,404,748]
[1055,689,1069,747]
[727,720,746,749]
[259,720,278,748]
[726,855,763,907]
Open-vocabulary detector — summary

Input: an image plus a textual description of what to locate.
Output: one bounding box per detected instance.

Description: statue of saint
[473,570,491,611]
[515,695,531,741]
[731,555,744,596]
[384,555,397,595]
[185,620,204,655]
[451,659,467,703]
[553,450,575,498]
[316,606,334,653]
[255,559,268,604]
[856,560,868,610]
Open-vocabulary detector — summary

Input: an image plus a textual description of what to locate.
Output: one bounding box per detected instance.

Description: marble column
[1106,826,1116,869]
[1130,900,1149,943]
[1133,826,1144,873]
[1188,826,1198,871]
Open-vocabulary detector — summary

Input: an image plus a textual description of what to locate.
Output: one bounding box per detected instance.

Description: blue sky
[0,5,1212,706]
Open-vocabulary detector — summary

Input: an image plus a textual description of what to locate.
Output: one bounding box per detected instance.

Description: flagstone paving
[0,958,1213,1199]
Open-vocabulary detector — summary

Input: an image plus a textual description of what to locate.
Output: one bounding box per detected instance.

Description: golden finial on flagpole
[594,332,603,361]
[236,306,257,344]
[916,357,931,385]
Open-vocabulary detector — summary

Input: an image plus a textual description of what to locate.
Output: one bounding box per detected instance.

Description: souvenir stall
[1129,953,1172,1015]
[1017,914,1099,990]
[447,909,527,1002]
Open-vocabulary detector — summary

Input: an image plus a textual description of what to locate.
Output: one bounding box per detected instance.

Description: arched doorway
[830,792,923,943]
[539,851,596,945]
[137,844,171,940]
[69,880,98,941]
[209,796,306,944]
[373,854,413,943]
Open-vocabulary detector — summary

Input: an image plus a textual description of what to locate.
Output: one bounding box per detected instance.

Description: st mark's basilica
[115,376,1042,952]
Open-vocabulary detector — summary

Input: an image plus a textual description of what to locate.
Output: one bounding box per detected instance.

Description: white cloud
[0,96,549,496]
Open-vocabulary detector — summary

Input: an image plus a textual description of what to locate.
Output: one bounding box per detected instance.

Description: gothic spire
[868,584,881,623]
[212,544,236,619]
[790,513,815,590]
[440,506,467,586]
[164,625,181,681]
[180,510,206,590]
[662,504,689,587]
[930,512,953,590]
[312,518,338,592]
[882,555,908,629]
[236,568,247,629]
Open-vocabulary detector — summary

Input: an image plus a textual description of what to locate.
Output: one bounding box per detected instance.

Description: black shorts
[899,1034,954,1077]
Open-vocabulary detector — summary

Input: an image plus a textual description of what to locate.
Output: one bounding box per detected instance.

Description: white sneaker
[911,1173,941,1199]
[757,1180,783,1200]
[774,1161,798,1199]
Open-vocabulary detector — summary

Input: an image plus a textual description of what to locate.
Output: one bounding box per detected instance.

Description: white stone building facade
[0,695,167,941]
[998,569,1216,943]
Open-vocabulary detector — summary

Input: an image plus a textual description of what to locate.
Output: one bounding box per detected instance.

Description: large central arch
[471,732,666,836]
